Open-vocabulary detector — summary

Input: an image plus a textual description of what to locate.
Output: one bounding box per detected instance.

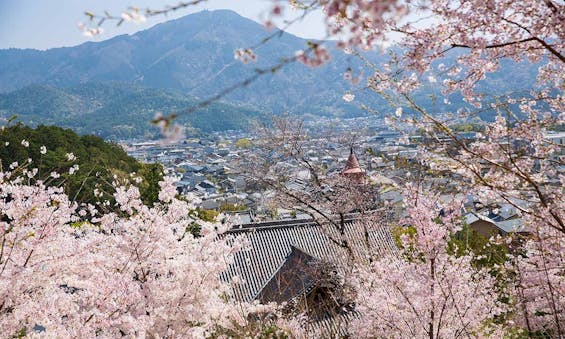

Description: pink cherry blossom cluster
[407,69,564,336]
[295,45,331,67]
[307,0,564,112]
[455,114,564,334]
[343,67,363,85]
[261,1,285,31]
[510,214,565,334]
[152,112,185,145]
[351,186,505,337]
[0,167,275,337]
[234,48,258,64]
[320,0,409,49]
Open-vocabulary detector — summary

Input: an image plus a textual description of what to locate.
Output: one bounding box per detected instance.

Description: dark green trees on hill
[0,83,265,139]
[0,124,163,208]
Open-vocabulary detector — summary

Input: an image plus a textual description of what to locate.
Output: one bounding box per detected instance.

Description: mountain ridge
[0,9,540,138]
[0,9,360,112]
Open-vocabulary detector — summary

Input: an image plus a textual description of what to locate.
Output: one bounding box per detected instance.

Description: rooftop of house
[222,217,396,336]
[464,212,527,234]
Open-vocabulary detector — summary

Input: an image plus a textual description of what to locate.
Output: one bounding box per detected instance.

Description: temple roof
[341,147,365,175]
[222,218,398,336]
[224,218,397,303]
[256,246,320,303]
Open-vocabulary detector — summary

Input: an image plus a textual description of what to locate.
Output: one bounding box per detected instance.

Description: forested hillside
[0,124,162,206]
[0,83,264,139]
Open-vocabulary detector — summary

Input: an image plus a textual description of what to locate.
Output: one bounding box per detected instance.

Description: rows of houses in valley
[121,121,562,336]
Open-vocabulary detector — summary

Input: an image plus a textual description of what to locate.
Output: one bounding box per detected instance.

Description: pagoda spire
[341,146,365,179]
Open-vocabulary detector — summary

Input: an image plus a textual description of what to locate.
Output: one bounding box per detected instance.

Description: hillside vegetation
[0,84,264,139]
[0,124,163,207]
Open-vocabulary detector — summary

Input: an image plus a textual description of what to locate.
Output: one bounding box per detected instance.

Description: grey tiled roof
[464,212,527,234]
[223,217,397,303]
[256,245,320,304]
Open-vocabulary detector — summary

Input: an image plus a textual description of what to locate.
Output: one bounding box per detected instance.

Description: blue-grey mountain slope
[0,10,540,137]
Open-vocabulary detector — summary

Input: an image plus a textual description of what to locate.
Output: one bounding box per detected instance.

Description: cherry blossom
[351,187,505,338]
[234,48,258,63]
[152,112,186,145]
[0,170,264,337]
[295,45,331,67]
[78,23,104,37]
[342,92,355,102]
[121,8,147,23]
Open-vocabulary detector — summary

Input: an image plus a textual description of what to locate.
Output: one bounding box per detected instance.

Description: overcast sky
[0,0,327,50]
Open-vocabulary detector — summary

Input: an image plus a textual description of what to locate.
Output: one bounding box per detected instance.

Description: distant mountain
[0,10,363,117]
[0,83,264,139]
[0,9,540,137]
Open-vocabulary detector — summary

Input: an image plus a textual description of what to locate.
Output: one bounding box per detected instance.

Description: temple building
[218,146,395,336]
[222,216,396,336]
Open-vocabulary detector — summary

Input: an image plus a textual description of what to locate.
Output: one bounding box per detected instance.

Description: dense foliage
[353,189,505,338]
[0,84,264,138]
[0,124,163,207]
[0,171,277,337]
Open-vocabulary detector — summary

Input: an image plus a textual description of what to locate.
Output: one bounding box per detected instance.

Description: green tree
[0,124,163,209]
[235,138,252,149]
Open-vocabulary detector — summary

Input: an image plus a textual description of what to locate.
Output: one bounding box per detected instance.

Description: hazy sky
[0,0,327,50]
